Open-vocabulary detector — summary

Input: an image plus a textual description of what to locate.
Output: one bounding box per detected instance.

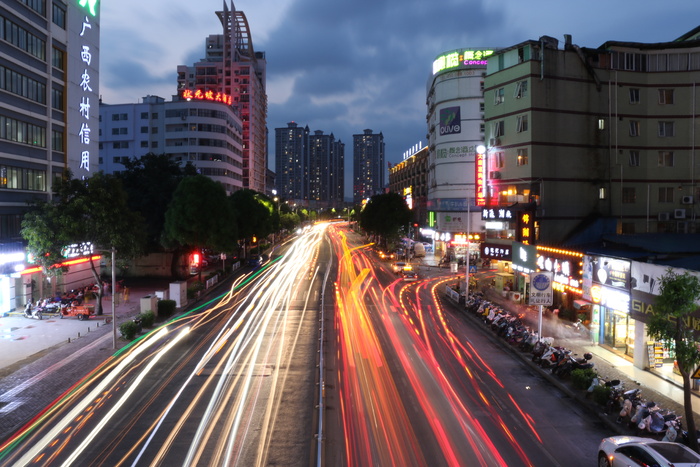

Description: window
[51,129,64,152]
[517,149,528,166]
[514,80,528,98]
[151,141,158,148]
[658,88,674,104]
[494,88,504,105]
[140,141,148,148]
[51,88,64,110]
[112,114,119,121]
[658,121,675,137]
[493,120,504,137]
[52,47,65,70]
[658,151,674,167]
[151,112,158,119]
[629,120,640,137]
[52,4,66,29]
[629,151,640,167]
[629,88,640,104]
[140,126,148,133]
[658,187,674,203]
[516,115,528,132]
[479,102,485,112]
[113,142,130,149]
[151,127,158,134]
[140,112,148,119]
[493,152,504,169]
[622,187,636,203]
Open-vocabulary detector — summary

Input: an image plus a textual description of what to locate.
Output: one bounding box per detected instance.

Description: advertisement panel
[439,107,461,135]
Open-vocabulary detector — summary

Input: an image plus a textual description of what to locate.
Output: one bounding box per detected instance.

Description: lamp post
[111,247,117,349]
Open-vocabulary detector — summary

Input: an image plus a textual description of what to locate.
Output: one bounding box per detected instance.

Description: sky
[99,0,700,194]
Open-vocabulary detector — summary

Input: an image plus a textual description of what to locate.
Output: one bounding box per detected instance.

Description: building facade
[352,129,385,204]
[484,31,700,245]
[274,122,345,209]
[426,49,495,249]
[100,95,244,194]
[176,1,267,193]
[0,0,101,314]
[388,145,429,228]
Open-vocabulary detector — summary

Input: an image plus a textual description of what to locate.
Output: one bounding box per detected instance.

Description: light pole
[111,247,117,349]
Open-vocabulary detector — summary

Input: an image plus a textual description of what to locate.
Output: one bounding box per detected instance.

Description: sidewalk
[0,277,171,375]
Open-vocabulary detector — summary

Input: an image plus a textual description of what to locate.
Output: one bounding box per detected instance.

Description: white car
[597,436,700,467]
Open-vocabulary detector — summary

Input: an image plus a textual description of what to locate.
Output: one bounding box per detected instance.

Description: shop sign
[537,254,581,288]
[529,272,553,306]
[432,49,495,75]
[630,289,700,333]
[517,211,535,245]
[511,241,536,273]
[591,284,629,312]
[476,151,486,206]
[439,107,461,135]
[481,207,513,221]
[589,255,630,290]
[480,243,511,261]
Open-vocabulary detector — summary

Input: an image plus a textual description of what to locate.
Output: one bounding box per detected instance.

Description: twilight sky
[100,0,700,176]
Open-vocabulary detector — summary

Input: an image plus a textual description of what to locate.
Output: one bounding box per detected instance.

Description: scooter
[616,388,642,423]
[24,302,43,320]
[553,352,594,378]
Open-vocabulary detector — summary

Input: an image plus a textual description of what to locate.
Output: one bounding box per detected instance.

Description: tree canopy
[646,269,700,452]
[229,189,273,242]
[359,192,412,247]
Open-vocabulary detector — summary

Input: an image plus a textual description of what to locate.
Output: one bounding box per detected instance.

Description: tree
[117,153,195,251]
[163,175,238,279]
[229,189,272,255]
[646,269,700,452]
[21,172,147,315]
[359,192,412,249]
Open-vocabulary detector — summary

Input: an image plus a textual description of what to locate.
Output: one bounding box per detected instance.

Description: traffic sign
[529,271,553,306]
[469,264,477,274]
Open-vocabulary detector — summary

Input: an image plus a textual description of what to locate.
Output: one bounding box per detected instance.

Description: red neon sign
[182,89,233,106]
[475,152,486,206]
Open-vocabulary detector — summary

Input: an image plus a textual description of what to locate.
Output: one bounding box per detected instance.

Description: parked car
[597,436,700,467]
[392,261,407,274]
[402,270,418,282]
[412,242,426,258]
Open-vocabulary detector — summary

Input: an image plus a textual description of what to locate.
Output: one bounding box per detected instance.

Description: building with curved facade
[426,49,496,244]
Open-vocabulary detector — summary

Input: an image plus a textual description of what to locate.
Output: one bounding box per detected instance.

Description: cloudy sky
[100,0,700,188]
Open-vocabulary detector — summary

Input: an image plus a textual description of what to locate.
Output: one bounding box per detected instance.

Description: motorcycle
[24,302,43,320]
[552,352,594,378]
[616,387,642,423]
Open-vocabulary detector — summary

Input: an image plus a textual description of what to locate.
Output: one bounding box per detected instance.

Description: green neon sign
[432,49,495,75]
[78,0,98,17]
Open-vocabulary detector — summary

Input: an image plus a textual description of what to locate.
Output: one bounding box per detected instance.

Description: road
[323,225,609,466]
[1,224,329,466]
[1,222,612,466]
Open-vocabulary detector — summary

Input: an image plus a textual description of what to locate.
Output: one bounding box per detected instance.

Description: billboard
[439,107,461,135]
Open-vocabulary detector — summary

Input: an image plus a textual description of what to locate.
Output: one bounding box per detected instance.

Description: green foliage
[571,368,597,390]
[229,189,273,241]
[119,320,140,341]
[138,310,156,328]
[163,175,238,252]
[157,299,177,318]
[592,384,611,406]
[359,193,412,248]
[187,282,204,299]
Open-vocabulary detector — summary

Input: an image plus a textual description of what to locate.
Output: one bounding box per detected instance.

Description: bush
[158,299,177,318]
[571,368,597,390]
[119,320,140,341]
[187,282,204,299]
[138,310,155,328]
[592,384,611,406]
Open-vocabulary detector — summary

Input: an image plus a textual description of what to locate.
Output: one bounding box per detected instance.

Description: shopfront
[583,255,632,357]
[0,242,27,315]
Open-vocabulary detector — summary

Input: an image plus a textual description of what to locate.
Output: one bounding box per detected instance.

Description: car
[391,261,407,274]
[402,270,418,282]
[375,249,395,261]
[597,436,700,467]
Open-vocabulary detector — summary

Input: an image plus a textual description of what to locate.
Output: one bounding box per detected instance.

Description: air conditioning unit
[489,138,501,147]
[489,171,502,179]
[658,212,670,221]
[682,195,695,205]
[674,209,687,219]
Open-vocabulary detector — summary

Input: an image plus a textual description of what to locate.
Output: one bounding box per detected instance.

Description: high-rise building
[274,123,345,208]
[275,122,309,202]
[100,95,244,194]
[353,129,385,204]
[176,1,267,193]
[0,0,101,313]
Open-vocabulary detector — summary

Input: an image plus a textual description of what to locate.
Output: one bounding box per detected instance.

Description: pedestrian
[103,281,110,297]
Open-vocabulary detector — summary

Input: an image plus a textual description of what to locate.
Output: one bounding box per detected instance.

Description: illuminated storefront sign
[589,256,630,290]
[182,89,233,105]
[480,242,511,261]
[433,49,495,75]
[476,151,486,206]
[536,251,582,291]
[517,211,535,245]
[511,241,536,273]
[403,187,413,210]
[590,284,630,312]
[481,207,513,220]
[75,1,99,176]
[439,107,461,135]
[403,141,423,161]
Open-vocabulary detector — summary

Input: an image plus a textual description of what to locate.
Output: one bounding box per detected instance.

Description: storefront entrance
[603,309,634,357]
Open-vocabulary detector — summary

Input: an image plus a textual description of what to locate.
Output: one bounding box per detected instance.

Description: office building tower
[176,1,267,192]
[353,129,385,204]
[275,122,309,202]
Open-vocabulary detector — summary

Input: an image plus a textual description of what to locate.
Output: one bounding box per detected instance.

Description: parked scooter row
[465,293,594,380]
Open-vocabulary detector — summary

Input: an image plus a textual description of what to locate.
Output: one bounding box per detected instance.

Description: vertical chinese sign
[68,0,100,178]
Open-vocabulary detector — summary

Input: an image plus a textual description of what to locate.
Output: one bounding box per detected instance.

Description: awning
[574,299,590,309]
